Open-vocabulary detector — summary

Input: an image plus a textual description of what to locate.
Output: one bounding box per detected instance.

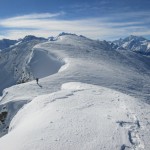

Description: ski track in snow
[0,34,150,150]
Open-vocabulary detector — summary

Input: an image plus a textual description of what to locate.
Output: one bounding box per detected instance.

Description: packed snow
[0,34,150,150]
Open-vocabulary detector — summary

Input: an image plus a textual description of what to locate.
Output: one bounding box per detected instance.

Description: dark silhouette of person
[36,78,39,84]
[35,77,42,88]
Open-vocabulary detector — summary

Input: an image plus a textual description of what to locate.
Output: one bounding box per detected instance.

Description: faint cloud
[9,12,65,20]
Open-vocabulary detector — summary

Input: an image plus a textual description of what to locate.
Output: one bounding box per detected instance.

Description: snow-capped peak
[58,32,77,37]
[123,35,146,42]
[21,35,47,43]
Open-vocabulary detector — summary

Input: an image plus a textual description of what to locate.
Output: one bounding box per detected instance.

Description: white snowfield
[0,34,150,150]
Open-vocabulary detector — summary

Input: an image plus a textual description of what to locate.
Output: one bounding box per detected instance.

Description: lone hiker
[36,78,39,84]
[35,77,42,88]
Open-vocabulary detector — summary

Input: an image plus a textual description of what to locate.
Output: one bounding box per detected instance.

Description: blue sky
[0,0,150,40]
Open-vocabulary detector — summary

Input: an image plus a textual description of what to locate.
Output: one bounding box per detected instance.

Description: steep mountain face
[113,35,150,54]
[0,39,17,51]
[0,36,47,95]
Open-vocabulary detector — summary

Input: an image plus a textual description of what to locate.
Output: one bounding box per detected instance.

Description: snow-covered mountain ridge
[0,33,150,150]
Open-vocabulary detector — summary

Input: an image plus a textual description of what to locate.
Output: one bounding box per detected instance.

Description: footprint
[117,116,144,150]
[120,144,130,150]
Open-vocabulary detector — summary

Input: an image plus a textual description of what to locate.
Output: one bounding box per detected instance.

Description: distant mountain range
[112,35,150,55]
[1,34,150,55]
[0,39,17,51]
[0,35,47,51]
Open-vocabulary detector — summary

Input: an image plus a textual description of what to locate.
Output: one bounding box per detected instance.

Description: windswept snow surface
[0,34,150,150]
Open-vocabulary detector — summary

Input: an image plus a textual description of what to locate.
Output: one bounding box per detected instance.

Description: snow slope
[0,34,150,150]
[1,82,150,150]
